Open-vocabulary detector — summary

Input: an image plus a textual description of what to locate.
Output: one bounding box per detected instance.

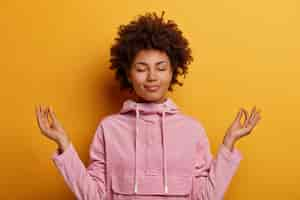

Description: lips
[144,85,160,92]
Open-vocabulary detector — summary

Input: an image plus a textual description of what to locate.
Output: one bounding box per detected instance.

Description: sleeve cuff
[51,142,74,165]
[218,143,243,164]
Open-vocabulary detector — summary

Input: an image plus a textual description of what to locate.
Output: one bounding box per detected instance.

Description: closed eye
[136,68,166,72]
[136,69,146,72]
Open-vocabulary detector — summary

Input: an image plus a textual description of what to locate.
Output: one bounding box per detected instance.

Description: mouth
[144,85,160,92]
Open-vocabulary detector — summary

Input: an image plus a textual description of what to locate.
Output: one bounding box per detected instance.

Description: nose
[147,69,158,81]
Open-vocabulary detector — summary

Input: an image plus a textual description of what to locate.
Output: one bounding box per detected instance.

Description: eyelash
[136,68,166,72]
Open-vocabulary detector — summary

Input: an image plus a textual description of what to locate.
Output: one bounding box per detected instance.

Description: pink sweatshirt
[52,98,242,200]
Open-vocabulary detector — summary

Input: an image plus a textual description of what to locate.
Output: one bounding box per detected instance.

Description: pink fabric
[52,98,242,200]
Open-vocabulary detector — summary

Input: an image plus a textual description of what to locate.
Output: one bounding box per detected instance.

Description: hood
[119,97,180,194]
[120,97,180,116]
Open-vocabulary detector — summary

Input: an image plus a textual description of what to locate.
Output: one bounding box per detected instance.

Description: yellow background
[1,0,299,199]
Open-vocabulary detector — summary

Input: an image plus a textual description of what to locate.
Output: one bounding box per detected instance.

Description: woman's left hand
[223,106,262,150]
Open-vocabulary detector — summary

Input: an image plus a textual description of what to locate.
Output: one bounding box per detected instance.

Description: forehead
[133,49,169,62]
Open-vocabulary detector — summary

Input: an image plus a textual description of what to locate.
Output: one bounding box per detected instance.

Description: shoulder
[177,113,206,130]
[90,114,121,140]
[171,113,208,140]
[95,113,120,127]
[95,113,131,130]
[100,113,120,123]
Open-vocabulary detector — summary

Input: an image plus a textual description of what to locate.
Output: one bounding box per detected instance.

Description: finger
[247,108,257,129]
[40,105,46,120]
[35,104,42,127]
[35,104,42,121]
[36,104,48,131]
[39,104,45,119]
[253,112,261,125]
[234,108,243,122]
[46,107,51,123]
[37,104,41,114]
[249,106,256,122]
[41,104,45,114]
[249,112,261,130]
[39,104,45,121]
[41,104,47,117]
[241,108,249,127]
[44,105,50,120]
[35,104,39,118]
[41,105,50,129]
[48,106,61,127]
[252,108,261,122]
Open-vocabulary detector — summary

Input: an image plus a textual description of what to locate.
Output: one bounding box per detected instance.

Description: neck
[134,96,168,104]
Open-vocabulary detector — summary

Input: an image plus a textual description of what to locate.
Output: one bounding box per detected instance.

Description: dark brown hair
[109,11,193,92]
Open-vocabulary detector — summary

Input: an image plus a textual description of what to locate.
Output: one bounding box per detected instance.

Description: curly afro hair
[109,11,193,93]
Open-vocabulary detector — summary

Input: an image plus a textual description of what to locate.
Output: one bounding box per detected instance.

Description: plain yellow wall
[1,0,299,199]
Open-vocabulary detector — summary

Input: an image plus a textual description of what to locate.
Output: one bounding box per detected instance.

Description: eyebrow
[134,61,167,66]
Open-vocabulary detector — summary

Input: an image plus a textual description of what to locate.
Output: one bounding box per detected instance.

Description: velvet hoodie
[52,97,242,200]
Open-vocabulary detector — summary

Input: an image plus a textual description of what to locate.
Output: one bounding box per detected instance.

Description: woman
[35,11,262,200]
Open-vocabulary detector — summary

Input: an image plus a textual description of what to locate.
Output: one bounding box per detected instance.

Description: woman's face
[127,49,173,103]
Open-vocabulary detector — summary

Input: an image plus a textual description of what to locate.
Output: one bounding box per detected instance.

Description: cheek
[161,72,173,84]
[131,74,147,86]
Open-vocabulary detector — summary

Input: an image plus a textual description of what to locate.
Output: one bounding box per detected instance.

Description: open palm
[225,106,262,141]
[35,105,68,143]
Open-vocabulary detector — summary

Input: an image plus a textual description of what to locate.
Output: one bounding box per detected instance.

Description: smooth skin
[35,49,262,153]
[126,49,173,104]
[35,105,70,152]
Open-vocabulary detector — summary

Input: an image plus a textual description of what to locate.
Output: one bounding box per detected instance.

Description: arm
[192,125,242,200]
[51,123,106,200]
[192,106,261,200]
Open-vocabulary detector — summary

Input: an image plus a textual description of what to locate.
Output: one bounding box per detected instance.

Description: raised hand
[35,104,70,151]
[223,106,262,150]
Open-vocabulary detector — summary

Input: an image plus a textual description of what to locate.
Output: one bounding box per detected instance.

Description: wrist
[223,134,236,152]
[57,136,70,153]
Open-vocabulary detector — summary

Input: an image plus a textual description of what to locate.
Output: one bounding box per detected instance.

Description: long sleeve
[192,125,242,200]
[51,123,107,200]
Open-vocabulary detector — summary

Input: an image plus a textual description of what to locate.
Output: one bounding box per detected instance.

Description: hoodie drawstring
[162,109,168,193]
[133,103,169,194]
[134,104,139,194]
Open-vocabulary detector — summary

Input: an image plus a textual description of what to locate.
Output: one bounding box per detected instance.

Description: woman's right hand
[35,104,70,151]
